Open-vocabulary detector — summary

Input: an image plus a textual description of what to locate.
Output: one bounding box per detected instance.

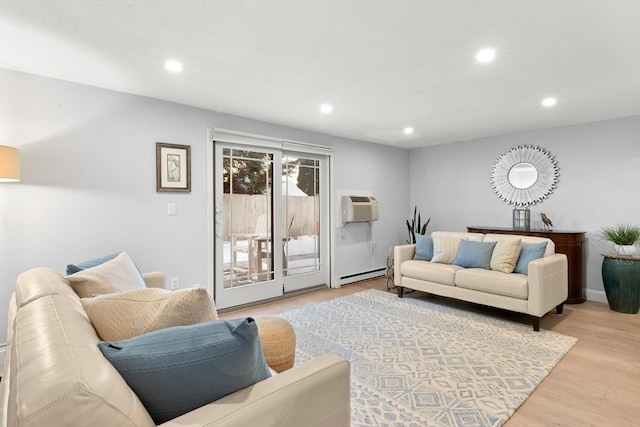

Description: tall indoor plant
[406,206,430,244]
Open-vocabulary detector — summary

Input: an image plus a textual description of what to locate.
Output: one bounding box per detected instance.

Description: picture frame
[156,142,191,192]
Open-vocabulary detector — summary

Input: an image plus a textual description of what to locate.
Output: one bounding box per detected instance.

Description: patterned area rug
[278,289,577,427]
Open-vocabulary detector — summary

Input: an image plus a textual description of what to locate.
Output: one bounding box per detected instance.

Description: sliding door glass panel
[224,148,274,286]
[214,144,283,309]
[282,156,320,277]
[282,153,328,292]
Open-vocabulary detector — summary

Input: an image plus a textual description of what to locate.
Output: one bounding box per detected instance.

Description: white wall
[409,115,640,301]
[334,138,410,280]
[0,69,410,347]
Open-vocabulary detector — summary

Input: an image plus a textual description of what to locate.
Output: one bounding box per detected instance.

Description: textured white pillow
[490,239,522,273]
[431,235,466,264]
[66,251,146,298]
[82,287,217,341]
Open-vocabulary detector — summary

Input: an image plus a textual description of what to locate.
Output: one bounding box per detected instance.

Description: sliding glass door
[210,131,330,309]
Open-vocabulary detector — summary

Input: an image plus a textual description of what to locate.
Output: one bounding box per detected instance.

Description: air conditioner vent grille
[349,196,371,203]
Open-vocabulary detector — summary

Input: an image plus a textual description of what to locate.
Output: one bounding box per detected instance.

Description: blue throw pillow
[514,242,548,275]
[452,240,497,269]
[413,235,433,261]
[98,317,271,424]
[66,252,122,275]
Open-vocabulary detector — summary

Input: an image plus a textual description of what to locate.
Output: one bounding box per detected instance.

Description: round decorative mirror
[508,162,538,189]
[491,145,559,206]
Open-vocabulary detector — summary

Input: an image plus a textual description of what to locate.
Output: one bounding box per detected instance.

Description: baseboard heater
[339,268,385,285]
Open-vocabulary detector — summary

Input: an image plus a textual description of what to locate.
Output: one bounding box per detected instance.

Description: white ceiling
[1,0,639,149]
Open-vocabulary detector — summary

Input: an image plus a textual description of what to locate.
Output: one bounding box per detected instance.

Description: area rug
[278,289,577,427]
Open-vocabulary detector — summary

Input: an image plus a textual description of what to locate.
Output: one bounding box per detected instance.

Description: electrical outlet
[170,277,180,290]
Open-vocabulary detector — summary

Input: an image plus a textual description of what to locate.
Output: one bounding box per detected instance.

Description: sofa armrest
[158,353,350,427]
[527,254,568,316]
[394,244,415,287]
[142,272,165,289]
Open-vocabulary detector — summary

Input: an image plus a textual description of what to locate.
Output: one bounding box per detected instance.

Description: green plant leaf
[406,206,430,243]
[598,224,640,245]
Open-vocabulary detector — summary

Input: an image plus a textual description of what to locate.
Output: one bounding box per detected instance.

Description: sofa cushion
[455,268,529,300]
[431,235,466,264]
[413,235,433,261]
[81,287,217,341]
[66,251,147,298]
[484,234,554,256]
[98,317,272,424]
[401,259,461,286]
[515,242,548,275]
[452,240,497,269]
[490,239,522,273]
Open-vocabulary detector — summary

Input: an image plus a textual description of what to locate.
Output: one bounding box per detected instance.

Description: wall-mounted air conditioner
[341,195,379,223]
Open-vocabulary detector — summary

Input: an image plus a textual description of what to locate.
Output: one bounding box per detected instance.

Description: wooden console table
[467,226,586,304]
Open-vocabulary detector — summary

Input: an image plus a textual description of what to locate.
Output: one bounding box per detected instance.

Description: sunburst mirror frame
[491,145,559,206]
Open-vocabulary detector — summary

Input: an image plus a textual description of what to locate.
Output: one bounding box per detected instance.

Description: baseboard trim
[586,289,608,303]
[338,269,385,286]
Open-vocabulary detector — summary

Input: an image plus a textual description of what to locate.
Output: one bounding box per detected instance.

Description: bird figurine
[540,213,553,230]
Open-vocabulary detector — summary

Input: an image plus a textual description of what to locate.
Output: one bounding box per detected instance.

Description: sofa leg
[532,317,540,332]
[556,303,564,314]
[397,286,404,298]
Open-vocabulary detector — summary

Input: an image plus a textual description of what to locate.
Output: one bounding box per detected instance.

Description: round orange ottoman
[254,316,296,373]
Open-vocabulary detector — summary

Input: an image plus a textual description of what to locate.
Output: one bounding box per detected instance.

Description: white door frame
[207,128,336,309]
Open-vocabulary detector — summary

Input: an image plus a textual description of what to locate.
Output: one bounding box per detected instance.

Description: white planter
[615,245,637,256]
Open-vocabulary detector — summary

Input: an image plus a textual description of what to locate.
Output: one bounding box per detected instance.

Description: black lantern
[513,207,530,231]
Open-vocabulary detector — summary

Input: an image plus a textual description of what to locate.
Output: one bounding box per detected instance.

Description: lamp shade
[0,145,20,182]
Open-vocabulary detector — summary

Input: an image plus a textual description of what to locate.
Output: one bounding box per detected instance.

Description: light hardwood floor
[219,277,640,427]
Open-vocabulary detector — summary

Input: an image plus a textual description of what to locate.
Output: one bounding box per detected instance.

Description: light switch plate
[168,203,177,215]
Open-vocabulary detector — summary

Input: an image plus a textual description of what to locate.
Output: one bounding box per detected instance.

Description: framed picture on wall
[156,142,191,192]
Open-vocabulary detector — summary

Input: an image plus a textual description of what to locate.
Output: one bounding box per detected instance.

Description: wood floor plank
[218,278,640,426]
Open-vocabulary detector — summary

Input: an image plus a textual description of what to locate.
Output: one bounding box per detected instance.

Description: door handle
[215,206,223,238]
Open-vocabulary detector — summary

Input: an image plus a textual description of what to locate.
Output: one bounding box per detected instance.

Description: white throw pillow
[82,287,217,341]
[66,251,146,298]
[431,235,466,264]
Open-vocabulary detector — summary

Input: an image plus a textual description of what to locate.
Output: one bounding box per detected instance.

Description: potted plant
[598,224,640,314]
[406,206,431,244]
[385,206,430,292]
[598,224,640,256]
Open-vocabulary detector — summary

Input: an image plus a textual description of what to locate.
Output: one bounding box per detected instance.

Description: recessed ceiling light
[475,48,496,63]
[542,97,557,107]
[403,127,414,135]
[320,104,333,114]
[165,60,183,73]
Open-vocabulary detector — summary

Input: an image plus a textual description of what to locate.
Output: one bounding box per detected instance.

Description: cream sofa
[0,267,350,427]
[394,231,568,331]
